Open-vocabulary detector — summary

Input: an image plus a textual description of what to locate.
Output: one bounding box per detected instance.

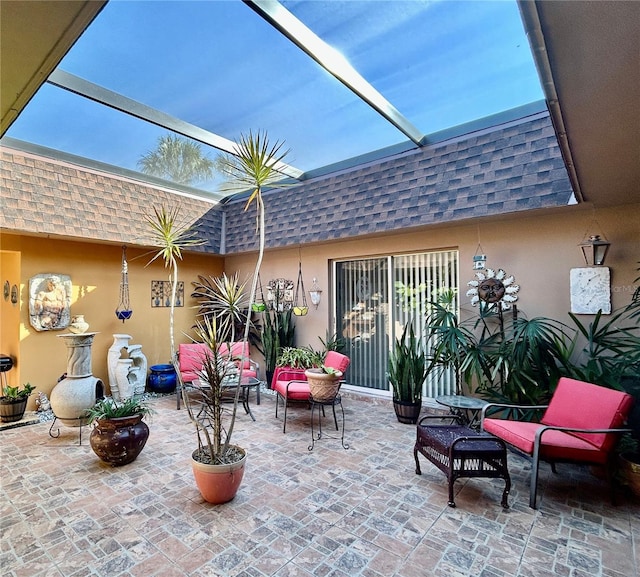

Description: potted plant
[276,346,318,370]
[305,365,343,402]
[181,317,248,503]
[388,320,427,424]
[0,382,35,423]
[179,130,289,503]
[86,397,152,466]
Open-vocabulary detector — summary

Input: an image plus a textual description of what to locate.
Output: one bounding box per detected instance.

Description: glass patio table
[435,395,489,429]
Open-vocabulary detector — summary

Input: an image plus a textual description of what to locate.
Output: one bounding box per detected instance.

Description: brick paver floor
[1,390,638,577]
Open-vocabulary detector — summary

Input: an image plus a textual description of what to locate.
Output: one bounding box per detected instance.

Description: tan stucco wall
[0,233,223,407]
[225,203,640,355]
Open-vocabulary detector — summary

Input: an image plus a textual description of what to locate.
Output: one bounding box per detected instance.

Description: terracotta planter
[305,369,342,401]
[89,414,149,466]
[0,397,28,423]
[191,446,247,504]
[393,399,422,424]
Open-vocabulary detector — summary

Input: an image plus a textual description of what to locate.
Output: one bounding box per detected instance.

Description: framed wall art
[151,280,184,308]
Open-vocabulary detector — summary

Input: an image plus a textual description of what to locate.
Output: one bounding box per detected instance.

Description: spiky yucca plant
[144,205,205,363]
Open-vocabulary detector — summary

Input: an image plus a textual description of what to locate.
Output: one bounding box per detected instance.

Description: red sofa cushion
[541,377,634,451]
[178,343,210,383]
[482,418,610,465]
[273,376,310,401]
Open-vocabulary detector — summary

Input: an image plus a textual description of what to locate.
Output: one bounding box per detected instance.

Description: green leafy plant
[1,382,35,399]
[259,307,296,385]
[276,346,318,369]
[388,319,427,403]
[85,397,152,422]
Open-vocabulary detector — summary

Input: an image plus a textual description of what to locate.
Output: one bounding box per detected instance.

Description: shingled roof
[0,147,223,252]
[223,110,574,253]
[1,110,572,255]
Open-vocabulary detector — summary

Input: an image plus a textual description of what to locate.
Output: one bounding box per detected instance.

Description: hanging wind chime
[115,246,133,322]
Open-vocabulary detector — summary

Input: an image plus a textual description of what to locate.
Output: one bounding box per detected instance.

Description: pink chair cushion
[273,378,310,401]
[219,342,253,370]
[324,351,350,374]
[483,419,610,464]
[541,377,634,451]
[178,343,211,383]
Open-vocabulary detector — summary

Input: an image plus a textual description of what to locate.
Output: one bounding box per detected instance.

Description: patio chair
[481,377,634,508]
[273,351,350,433]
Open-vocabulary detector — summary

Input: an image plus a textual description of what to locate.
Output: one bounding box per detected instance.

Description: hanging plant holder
[251,273,267,312]
[115,246,133,322]
[293,260,308,316]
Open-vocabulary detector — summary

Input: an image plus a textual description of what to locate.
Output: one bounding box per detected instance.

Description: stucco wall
[224,203,640,358]
[0,233,223,406]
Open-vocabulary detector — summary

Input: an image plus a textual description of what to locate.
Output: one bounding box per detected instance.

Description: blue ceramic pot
[147,364,177,393]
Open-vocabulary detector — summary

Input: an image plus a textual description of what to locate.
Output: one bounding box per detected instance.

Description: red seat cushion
[541,377,634,451]
[483,418,609,464]
[273,377,310,401]
[178,343,210,383]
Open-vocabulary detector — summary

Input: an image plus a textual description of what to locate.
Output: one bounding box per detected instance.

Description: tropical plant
[259,307,296,385]
[144,205,205,363]
[85,397,152,422]
[318,331,346,354]
[181,317,244,464]
[187,129,289,459]
[191,272,255,344]
[388,319,427,403]
[427,289,570,406]
[276,346,317,369]
[138,134,219,185]
[1,382,35,399]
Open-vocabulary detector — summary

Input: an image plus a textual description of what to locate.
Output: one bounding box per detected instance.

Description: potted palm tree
[388,320,427,424]
[178,130,290,503]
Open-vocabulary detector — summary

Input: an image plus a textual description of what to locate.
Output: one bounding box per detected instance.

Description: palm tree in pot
[179,130,290,503]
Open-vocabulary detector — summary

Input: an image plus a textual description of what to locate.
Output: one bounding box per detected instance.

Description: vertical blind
[334,250,458,396]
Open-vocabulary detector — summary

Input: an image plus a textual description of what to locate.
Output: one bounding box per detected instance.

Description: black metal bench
[414,415,511,508]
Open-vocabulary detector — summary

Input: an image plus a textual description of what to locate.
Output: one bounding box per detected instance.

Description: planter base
[191,446,246,504]
[393,399,422,424]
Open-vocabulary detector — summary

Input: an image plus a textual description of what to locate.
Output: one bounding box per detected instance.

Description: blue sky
[5,0,543,191]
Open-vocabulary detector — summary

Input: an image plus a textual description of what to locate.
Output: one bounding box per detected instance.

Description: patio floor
[1,389,638,577]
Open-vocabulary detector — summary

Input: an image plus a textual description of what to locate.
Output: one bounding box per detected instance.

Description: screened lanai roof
[2,0,544,201]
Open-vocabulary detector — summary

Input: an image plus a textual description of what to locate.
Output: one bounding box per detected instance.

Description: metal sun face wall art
[466,268,519,310]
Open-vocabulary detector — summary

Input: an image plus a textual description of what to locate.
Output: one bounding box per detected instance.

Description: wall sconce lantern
[309,278,322,309]
[579,234,611,266]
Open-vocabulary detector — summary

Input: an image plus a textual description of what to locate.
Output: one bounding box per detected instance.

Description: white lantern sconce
[309,278,322,309]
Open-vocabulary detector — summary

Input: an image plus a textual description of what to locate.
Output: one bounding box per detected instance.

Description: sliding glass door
[334,250,458,396]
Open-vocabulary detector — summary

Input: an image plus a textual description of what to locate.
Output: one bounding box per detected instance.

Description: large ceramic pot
[147,364,177,393]
[89,414,149,466]
[305,369,342,401]
[0,397,28,423]
[393,399,422,424]
[191,446,247,504]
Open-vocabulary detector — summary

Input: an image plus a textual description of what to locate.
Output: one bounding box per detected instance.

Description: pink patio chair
[481,377,634,508]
